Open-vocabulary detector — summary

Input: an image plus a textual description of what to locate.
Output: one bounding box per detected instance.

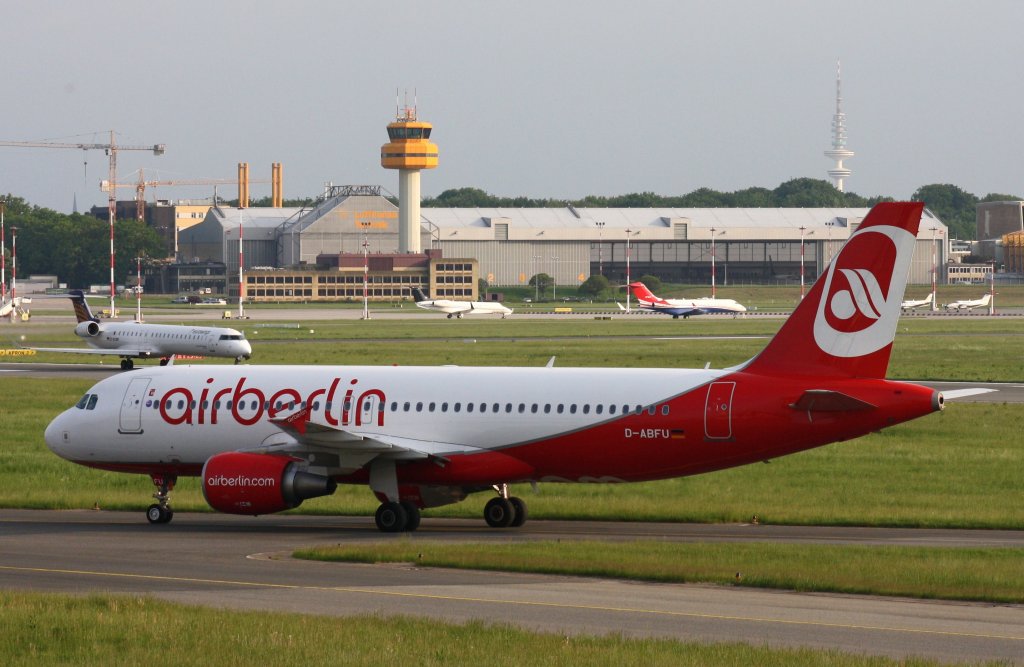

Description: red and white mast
[1,199,6,305]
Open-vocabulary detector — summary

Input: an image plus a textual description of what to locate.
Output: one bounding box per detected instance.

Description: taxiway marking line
[1,563,1021,642]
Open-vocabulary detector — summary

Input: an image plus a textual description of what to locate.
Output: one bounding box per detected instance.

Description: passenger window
[583,405,590,414]
[557,404,564,414]
[530,404,538,414]
[505,403,512,412]
[466,403,473,413]
[543,404,551,414]
[518,404,525,414]
[609,405,617,414]
[454,403,461,413]
[416,402,423,412]
[441,402,449,412]
[429,402,436,412]
[596,405,603,414]
[403,402,410,411]
[570,404,577,414]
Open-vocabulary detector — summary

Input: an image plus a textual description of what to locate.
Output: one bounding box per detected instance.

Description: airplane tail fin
[411,287,429,302]
[743,202,923,379]
[67,290,99,323]
[628,282,656,301]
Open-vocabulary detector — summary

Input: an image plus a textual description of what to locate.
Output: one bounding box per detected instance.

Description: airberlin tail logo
[813,225,915,358]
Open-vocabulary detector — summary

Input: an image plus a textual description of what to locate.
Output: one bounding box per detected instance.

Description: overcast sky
[2,1,1022,213]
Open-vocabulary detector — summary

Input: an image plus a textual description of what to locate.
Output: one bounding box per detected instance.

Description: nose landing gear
[146,474,177,524]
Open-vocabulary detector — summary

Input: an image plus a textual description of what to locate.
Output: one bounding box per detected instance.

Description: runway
[1,509,1022,663]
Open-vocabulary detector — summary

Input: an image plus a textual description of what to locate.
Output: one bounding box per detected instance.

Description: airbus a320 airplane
[27,290,252,370]
[45,203,942,532]
[619,282,747,318]
[411,287,512,319]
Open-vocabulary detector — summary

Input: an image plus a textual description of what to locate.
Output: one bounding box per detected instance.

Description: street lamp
[929,226,942,312]
[799,226,814,300]
[360,221,371,320]
[9,226,17,304]
[710,228,725,299]
[0,198,6,305]
[625,229,640,312]
[550,256,559,301]
[595,221,605,276]
[532,255,542,302]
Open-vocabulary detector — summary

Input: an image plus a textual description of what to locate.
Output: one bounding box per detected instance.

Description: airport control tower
[381,103,438,253]
[824,61,854,192]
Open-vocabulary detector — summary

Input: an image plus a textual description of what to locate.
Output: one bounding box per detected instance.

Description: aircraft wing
[263,406,478,464]
[650,304,703,317]
[19,344,154,358]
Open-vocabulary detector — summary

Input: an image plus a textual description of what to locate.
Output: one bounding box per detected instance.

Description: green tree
[528,273,553,299]
[912,184,978,240]
[637,274,662,293]
[578,274,610,297]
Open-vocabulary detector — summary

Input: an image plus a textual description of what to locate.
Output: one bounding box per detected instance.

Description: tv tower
[824,61,854,192]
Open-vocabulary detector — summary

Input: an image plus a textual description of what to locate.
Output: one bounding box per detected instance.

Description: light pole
[10,226,17,305]
[710,228,725,298]
[799,226,814,300]
[929,226,941,312]
[550,256,559,301]
[595,221,605,276]
[0,198,6,305]
[360,221,371,320]
[238,214,246,320]
[624,229,640,312]
[532,255,542,302]
[134,256,144,322]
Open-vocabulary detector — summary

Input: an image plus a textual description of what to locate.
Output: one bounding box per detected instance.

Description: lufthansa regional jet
[26,290,252,370]
[45,203,942,532]
[411,287,512,319]
[619,282,747,318]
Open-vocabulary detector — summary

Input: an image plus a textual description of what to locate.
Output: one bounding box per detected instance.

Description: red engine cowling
[74,321,100,337]
[201,452,337,515]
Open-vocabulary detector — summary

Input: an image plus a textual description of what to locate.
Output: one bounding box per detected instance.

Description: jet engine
[74,321,100,337]
[201,452,337,515]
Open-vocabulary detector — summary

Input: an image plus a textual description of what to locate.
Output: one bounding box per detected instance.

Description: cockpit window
[75,394,90,409]
[219,334,245,341]
[86,394,98,410]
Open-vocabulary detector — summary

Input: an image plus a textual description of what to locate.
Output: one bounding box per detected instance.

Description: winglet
[271,405,312,436]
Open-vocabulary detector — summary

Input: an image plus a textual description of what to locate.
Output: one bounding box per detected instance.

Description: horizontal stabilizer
[789,390,876,412]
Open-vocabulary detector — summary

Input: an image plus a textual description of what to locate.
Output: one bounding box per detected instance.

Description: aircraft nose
[239,340,253,358]
[44,410,74,460]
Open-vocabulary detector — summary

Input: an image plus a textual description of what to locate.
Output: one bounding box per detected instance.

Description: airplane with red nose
[44,202,942,532]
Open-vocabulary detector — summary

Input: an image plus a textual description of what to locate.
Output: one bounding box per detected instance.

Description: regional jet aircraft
[45,203,942,531]
[618,282,747,318]
[26,290,251,370]
[411,287,512,319]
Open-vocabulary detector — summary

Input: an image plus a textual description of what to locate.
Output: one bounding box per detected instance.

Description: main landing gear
[146,474,176,524]
[120,358,134,371]
[484,484,528,528]
[374,500,422,533]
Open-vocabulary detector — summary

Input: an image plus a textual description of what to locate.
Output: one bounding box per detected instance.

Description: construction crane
[101,167,273,220]
[0,130,165,317]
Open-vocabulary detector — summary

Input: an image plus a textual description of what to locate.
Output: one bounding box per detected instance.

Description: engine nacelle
[201,452,337,516]
[74,321,100,337]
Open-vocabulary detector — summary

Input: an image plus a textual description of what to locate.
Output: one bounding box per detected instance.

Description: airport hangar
[171,185,949,302]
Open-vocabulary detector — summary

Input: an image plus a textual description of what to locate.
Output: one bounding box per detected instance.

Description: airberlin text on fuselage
[156,376,385,427]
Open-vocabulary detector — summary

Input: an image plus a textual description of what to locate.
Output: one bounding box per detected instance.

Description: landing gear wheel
[146,503,173,524]
[159,358,169,366]
[375,501,408,533]
[484,497,515,528]
[120,358,134,371]
[508,496,528,527]
[400,501,421,532]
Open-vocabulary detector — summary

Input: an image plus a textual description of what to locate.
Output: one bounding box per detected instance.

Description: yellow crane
[101,167,272,220]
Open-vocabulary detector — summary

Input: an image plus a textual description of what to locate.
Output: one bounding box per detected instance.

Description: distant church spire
[824,60,854,192]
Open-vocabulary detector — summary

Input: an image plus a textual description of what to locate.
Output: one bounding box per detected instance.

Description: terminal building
[174,187,949,301]
[170,104,950,301]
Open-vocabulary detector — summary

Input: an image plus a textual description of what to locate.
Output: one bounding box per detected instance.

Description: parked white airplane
[900,292,934,312]
[25,290,252,370]
[45,203,943,532]
[944,293,992,311]
[411,287,512,319]
[618,282,747,318]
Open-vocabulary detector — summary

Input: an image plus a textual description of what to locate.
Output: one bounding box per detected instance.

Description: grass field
[0,592,955,667]
[296,540,1024,604]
